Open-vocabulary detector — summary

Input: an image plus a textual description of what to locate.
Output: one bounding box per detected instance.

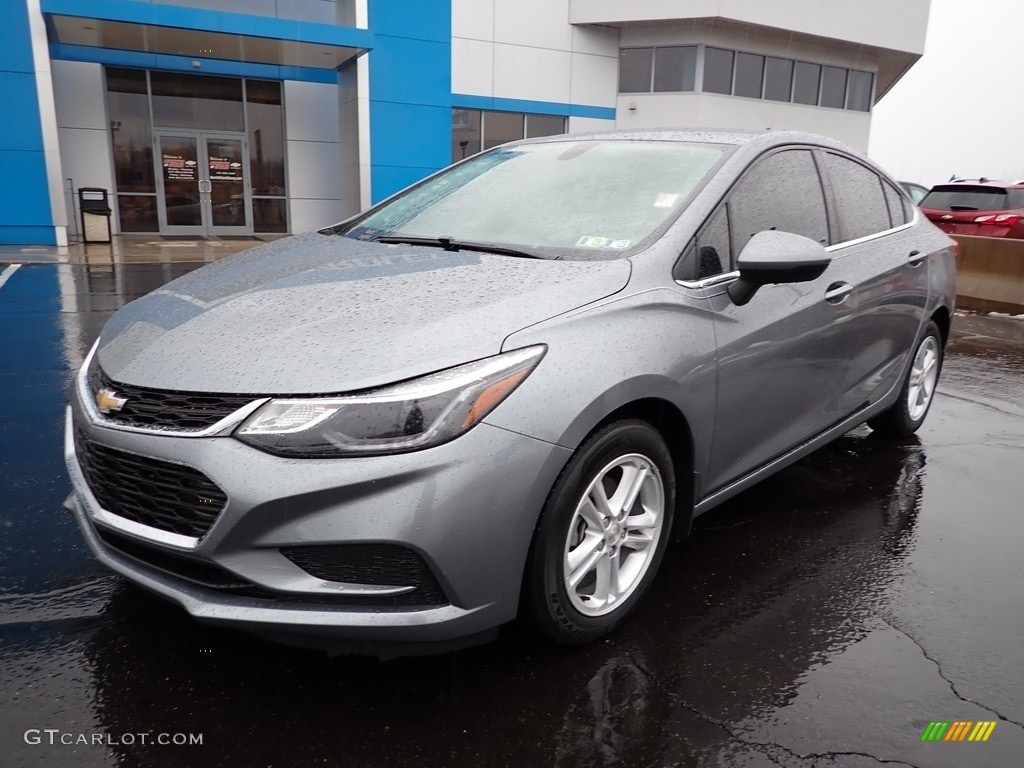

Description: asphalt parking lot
[1,256,1023,768]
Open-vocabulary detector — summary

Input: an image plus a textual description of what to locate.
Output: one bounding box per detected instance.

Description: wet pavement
[1,256,1023,768]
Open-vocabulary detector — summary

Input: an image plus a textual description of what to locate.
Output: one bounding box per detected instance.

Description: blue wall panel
[367,0,451,203]
[0,1,54,244]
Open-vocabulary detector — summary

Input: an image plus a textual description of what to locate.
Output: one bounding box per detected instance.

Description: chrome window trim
[676,270,740,290]
[826,208,919,253]
[77,340,269,437]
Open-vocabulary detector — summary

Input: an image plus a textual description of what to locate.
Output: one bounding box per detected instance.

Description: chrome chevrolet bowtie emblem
[95,388,128,414]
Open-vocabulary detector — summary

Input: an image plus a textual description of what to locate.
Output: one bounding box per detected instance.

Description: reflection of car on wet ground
[920,178,1024,238]
[64,129,957,655]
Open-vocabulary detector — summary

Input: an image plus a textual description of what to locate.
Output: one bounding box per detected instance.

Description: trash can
[78,188,113,244]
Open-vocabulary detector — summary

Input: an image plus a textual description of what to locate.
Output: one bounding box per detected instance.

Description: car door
[695,148,861,494]
[817,152,930,412]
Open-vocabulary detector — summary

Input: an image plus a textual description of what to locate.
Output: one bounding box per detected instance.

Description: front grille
[74,428,226,538]
[96,528,448,608]
[89,357,255,431]
[281,544,448,607]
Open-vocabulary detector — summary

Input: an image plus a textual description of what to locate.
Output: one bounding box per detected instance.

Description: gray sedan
[65,129,956,654]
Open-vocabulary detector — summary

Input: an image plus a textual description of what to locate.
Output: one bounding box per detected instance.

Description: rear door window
[882,181,909,227]
[822,153,892,243]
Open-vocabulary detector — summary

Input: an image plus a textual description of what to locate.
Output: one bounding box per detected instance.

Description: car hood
[96,232,631,393]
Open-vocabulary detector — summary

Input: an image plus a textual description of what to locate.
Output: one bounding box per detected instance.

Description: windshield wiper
[376,235,546,259]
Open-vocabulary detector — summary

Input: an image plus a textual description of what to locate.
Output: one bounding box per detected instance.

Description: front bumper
[64,401,571,647]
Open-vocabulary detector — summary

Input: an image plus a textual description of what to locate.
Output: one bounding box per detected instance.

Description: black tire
[525,420,675,645]
[868,321,944,437]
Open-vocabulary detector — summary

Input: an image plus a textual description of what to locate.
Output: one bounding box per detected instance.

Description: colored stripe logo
[921,721,997,742]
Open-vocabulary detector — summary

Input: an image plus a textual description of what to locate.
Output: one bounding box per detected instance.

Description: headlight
[235,345,546,457]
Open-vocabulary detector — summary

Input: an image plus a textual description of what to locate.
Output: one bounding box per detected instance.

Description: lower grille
[281,545,448,606]
[74,428,225,538]
[96,528,447,608]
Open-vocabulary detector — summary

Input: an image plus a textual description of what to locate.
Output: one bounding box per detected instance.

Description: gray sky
[868,0,1019,187]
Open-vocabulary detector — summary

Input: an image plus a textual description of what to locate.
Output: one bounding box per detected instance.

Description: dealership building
[4,0,931,245]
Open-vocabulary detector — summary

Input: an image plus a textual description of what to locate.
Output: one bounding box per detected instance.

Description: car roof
[939,179,1024,189]
[514,127,857,154]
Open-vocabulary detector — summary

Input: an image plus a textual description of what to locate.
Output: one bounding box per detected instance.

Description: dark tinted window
[704,48,734,94]
[696,206,731,278]
[764,57,793,102]
[823,153,892,242]
[653,46,697,92]
[846,70,873,112]
[734,53,764,98]
[793,62,821,105]
[729,150,829,256]
[619,48,653,92]
[482,111,524,150]
[882,181,908,227]
[820,66,848,109]
[920,186,1024,211]
[525,115,566,138]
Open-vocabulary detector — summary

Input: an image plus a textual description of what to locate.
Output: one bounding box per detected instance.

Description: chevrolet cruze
[65,130,956,654]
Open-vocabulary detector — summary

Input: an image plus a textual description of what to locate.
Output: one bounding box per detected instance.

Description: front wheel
[525,420,675,644]
[868,321,944,437]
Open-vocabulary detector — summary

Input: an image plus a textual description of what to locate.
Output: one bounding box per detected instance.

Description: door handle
[908,250,926,267]
[198,179,212,194]
[825,282,853,304]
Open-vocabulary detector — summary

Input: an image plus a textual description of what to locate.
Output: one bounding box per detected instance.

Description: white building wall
[451,0,618,118]
[284,80,343,233]
[616,94,871,150]
[615,24,878,150]
[51,61,117,236]
[569,0,929,55]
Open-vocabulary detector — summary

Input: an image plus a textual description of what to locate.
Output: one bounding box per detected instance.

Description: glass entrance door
[155,131,252,236]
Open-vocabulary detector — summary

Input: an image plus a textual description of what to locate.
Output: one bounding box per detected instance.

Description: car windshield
[921,185,1024,211]
[341,140,728,258]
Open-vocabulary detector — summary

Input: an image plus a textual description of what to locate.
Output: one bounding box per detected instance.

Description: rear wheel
[525,420,675,644]
[868,321,943,437]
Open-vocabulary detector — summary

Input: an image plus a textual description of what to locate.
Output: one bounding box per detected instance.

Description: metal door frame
[154,129,253,236]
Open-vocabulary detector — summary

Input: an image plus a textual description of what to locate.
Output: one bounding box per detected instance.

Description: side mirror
[727,230,831,306]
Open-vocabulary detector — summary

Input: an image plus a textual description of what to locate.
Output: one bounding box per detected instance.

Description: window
[846,70,873,112]
[820,66,848,109]
[617,46,872,112]
[882,181,908,228]
[793,62,821,105]
[482,112,523,151]
[734,53,765,99]
[619,48,654,92]
[450,110,566,163]
[823,153,892,242]
[653,46,697,92]
[764,57,794,102]
[704,48,735,95]
[247,80,286,232]
[525,115,565,138]
[452,109,481,162]
[729,150,829,256]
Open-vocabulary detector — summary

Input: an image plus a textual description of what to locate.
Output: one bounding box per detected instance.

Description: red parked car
[919,179,1024,239]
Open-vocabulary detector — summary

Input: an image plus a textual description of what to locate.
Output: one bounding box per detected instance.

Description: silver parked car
[65,130,956,653]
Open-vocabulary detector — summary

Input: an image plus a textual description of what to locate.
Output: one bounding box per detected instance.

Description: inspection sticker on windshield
[653,193,681,208]
[576,236,610,247]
